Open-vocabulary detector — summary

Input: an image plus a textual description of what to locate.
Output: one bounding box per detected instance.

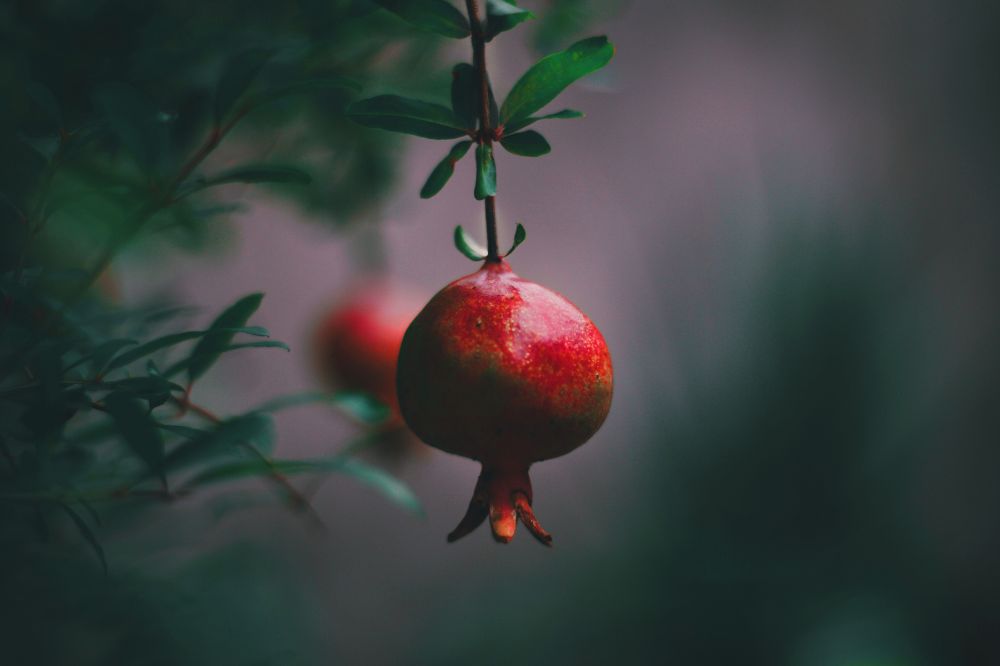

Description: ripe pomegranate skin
[311,280,423,418]
[397,260,613,544]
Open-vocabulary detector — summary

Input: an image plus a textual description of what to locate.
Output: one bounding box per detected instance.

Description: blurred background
[2,0,999,664]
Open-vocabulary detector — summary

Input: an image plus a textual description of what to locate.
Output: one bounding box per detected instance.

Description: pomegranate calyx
[446,465,552,546]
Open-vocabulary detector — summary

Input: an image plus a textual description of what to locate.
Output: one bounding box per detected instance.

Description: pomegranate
[397,260,613,545]
[311,279,423,418]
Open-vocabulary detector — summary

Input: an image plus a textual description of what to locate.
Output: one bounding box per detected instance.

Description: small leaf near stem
[503,223,527,257]
[473,143,497,199]
[499,130,551,156]
[421,140,473,199]
[503,108,583,135]
[454,225,488,261]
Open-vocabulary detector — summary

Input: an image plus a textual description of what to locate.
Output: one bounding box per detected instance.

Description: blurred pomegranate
[311,278,424,421]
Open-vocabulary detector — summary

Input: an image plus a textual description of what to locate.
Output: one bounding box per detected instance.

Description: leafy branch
[348,0,613,260]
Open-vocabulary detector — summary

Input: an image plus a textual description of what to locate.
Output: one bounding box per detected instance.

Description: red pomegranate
[312,279,423,418]
[397,260,613,545]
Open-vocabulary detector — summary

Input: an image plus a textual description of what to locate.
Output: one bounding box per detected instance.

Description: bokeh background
[3,0,999,664]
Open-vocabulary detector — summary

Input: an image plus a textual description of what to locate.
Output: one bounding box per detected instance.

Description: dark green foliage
[104,392,166,484]
[420,140,473,198]
[499,130,551,156]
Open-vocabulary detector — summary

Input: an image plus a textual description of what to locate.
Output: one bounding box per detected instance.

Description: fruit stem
[464,0,500,263]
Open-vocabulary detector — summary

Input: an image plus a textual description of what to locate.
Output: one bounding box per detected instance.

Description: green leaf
[181,455,422,514]
[337,458,423,515]
[503,108,583,134]
[251,391,387,423]
[104,391,166,484]
[107,327,269,371]
[420,140,473,198]
[166,340,290,379]
[504,222,527,257]
[347,95,469,139]
[185,293,263,383]
[156,423,209,439]
[451,63,478,129]
[474,143,497,199]
[88,338,139,376]
[500,36,614,124]
[91,82,167,170]
[454,225,487,261]
[59,503,107,574]
[330,392,391,424]
[98,376,186,397]
[485,0,535,41]
[215,48,275,124]
[160,413,272,476]
[499,130,551,156]
[373,0,470,39]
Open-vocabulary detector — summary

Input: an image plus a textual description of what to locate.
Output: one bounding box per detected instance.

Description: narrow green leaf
[500,36,614,124]
[215,48,275,124]
[156,423,208,439]
[160,413,271,476]
[251,391,386,423]
[454,225,487,261]
[499,130,551,156]
[183,455,421,514]
[451,63,478,129]
[337,458,423,515]
[503,108,583,134]
[347,95,468,139]
[330,392,391,424]
[420,140,473,199]
[485,0,535,41]
[59,503,107,574]
[104,392,166,484]
[373,0,470,39]
[165,340,290,379]
[88,338,139,375]
[107,327,269,371]
[504,223,527,257]
[186,293,263,383]
[474,143,497,200]
[97,376,186,397]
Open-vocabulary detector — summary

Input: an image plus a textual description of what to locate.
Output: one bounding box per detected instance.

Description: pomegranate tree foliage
[0,0,616,575]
